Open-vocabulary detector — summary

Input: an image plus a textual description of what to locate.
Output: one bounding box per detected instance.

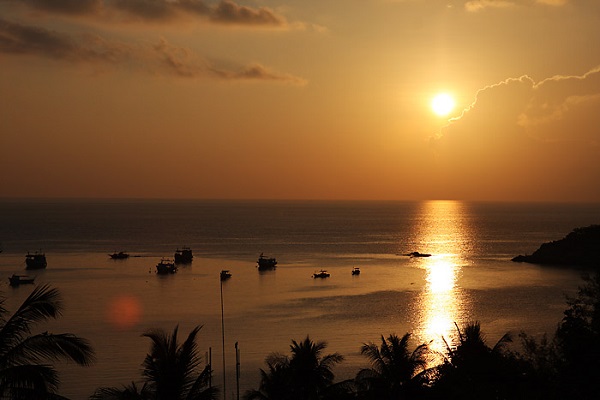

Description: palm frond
[186,364,218,400]
[4,332,95,367]
[90,381,153,399]
[0,363,60,394]
[0,285,62,353]
[492,332,513,353]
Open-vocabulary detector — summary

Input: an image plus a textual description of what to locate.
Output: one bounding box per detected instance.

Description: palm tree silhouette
[434,321,520,399]
[355,333,430,399]
[243,353,291,400]
[288,336,344,400]
[91,325,217,400]
[244,335,344,400]
[0,284,94,399]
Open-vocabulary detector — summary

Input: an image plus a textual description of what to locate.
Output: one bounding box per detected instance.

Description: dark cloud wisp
[6,0,287,26]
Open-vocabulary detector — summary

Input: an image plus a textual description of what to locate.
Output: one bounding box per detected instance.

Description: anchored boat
[156,258,177,274]
[257,253,277,271]
[9,274,35,286]
[313,270,330,279]
[174,247,193,264]
[25,251,47,270]
[109,251,129,259]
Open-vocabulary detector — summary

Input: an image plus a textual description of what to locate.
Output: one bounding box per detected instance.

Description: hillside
[512,225,600,267]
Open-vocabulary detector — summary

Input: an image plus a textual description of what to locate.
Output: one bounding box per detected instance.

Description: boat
[220,270,232,281]
[257,253,277,271]
[25,251,47,269]
[109,251,130,259]
[405,251,432,258]
[313,270,330,279]
[174,247,193,264]
[155,258,177,274]
[8,274,35,286]
[352,267,361,275]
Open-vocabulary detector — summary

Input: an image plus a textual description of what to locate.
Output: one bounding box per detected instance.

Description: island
[512,225,600,267]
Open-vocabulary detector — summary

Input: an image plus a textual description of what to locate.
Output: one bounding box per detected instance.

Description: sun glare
[431,93,455,116]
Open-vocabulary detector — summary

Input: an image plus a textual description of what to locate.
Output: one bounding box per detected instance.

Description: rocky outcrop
[512,225,600,266]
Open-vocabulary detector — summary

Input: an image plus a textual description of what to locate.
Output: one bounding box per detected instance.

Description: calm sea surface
[1,199,599,399]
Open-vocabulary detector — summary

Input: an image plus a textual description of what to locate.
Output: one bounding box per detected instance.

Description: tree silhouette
[552,273,600,399]
[432,321,525,399]
[355,333,430,399]
[0,284,95,399]
[91,325,217,400]
[244,335,344,400]
[243,353,291,400]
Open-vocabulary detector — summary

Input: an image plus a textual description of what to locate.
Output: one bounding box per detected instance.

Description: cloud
[519,67,600,141]
[464,0,569,12]
[535,0,568,5]
[442,67,600,144]
[464,1,516,12]
[154,38,306,84]
[18,0,102,15]
[0,18,305,83]
[0,17,129,62]
[5,0,288,27]
[210,0,286,26]
[430,66,600,201]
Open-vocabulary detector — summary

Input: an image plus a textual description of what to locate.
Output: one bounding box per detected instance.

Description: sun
[431,93,455,116]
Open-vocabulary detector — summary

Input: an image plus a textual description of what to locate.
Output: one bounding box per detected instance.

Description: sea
[1,199,599,400]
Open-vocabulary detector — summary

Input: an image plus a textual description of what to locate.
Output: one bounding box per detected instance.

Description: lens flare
[106,295,142,329]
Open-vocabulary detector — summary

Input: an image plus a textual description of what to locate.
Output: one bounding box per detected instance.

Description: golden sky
[1,0,600,201]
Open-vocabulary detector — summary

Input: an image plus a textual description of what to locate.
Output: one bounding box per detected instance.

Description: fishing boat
[405,251,432,258]
[220,270,232,281]
[109,251,129,259]
[155,258,177,274]
[257,253,277,271]
[313,270,330,279]
[174,247,193,264]
[8,274,35,286]
[25,251,47,269]
[352,267,361,275]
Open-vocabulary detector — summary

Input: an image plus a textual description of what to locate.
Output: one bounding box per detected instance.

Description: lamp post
[235,342,240,400]
[220,274,226,400]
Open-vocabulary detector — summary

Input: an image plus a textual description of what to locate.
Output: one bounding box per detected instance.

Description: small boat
[109,251,130,260]
[220,270,232,281]
[313,270,330,279]
[8,274,35,286]
[25,251,47,270]
[352,267,361,275]
[257,253,277,271]
[405,251,432,258]
[155,258,177,274]
[174,247,193,264]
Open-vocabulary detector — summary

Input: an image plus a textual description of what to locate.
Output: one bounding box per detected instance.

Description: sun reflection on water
[411,201,471,355]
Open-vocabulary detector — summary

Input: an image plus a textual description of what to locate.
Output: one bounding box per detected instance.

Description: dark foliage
[91,325,217,400]
[0,285,95,400]
[243,335,344,400]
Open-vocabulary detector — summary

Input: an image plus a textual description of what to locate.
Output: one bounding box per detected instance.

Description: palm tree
[433,321,521,399]
[355,333,430,399]
[91,325,217,400]
[288,336,344,400]
[244,335,344,400]
[0,284,95,399]
[243,353,291,400]
[553,273,600,399]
